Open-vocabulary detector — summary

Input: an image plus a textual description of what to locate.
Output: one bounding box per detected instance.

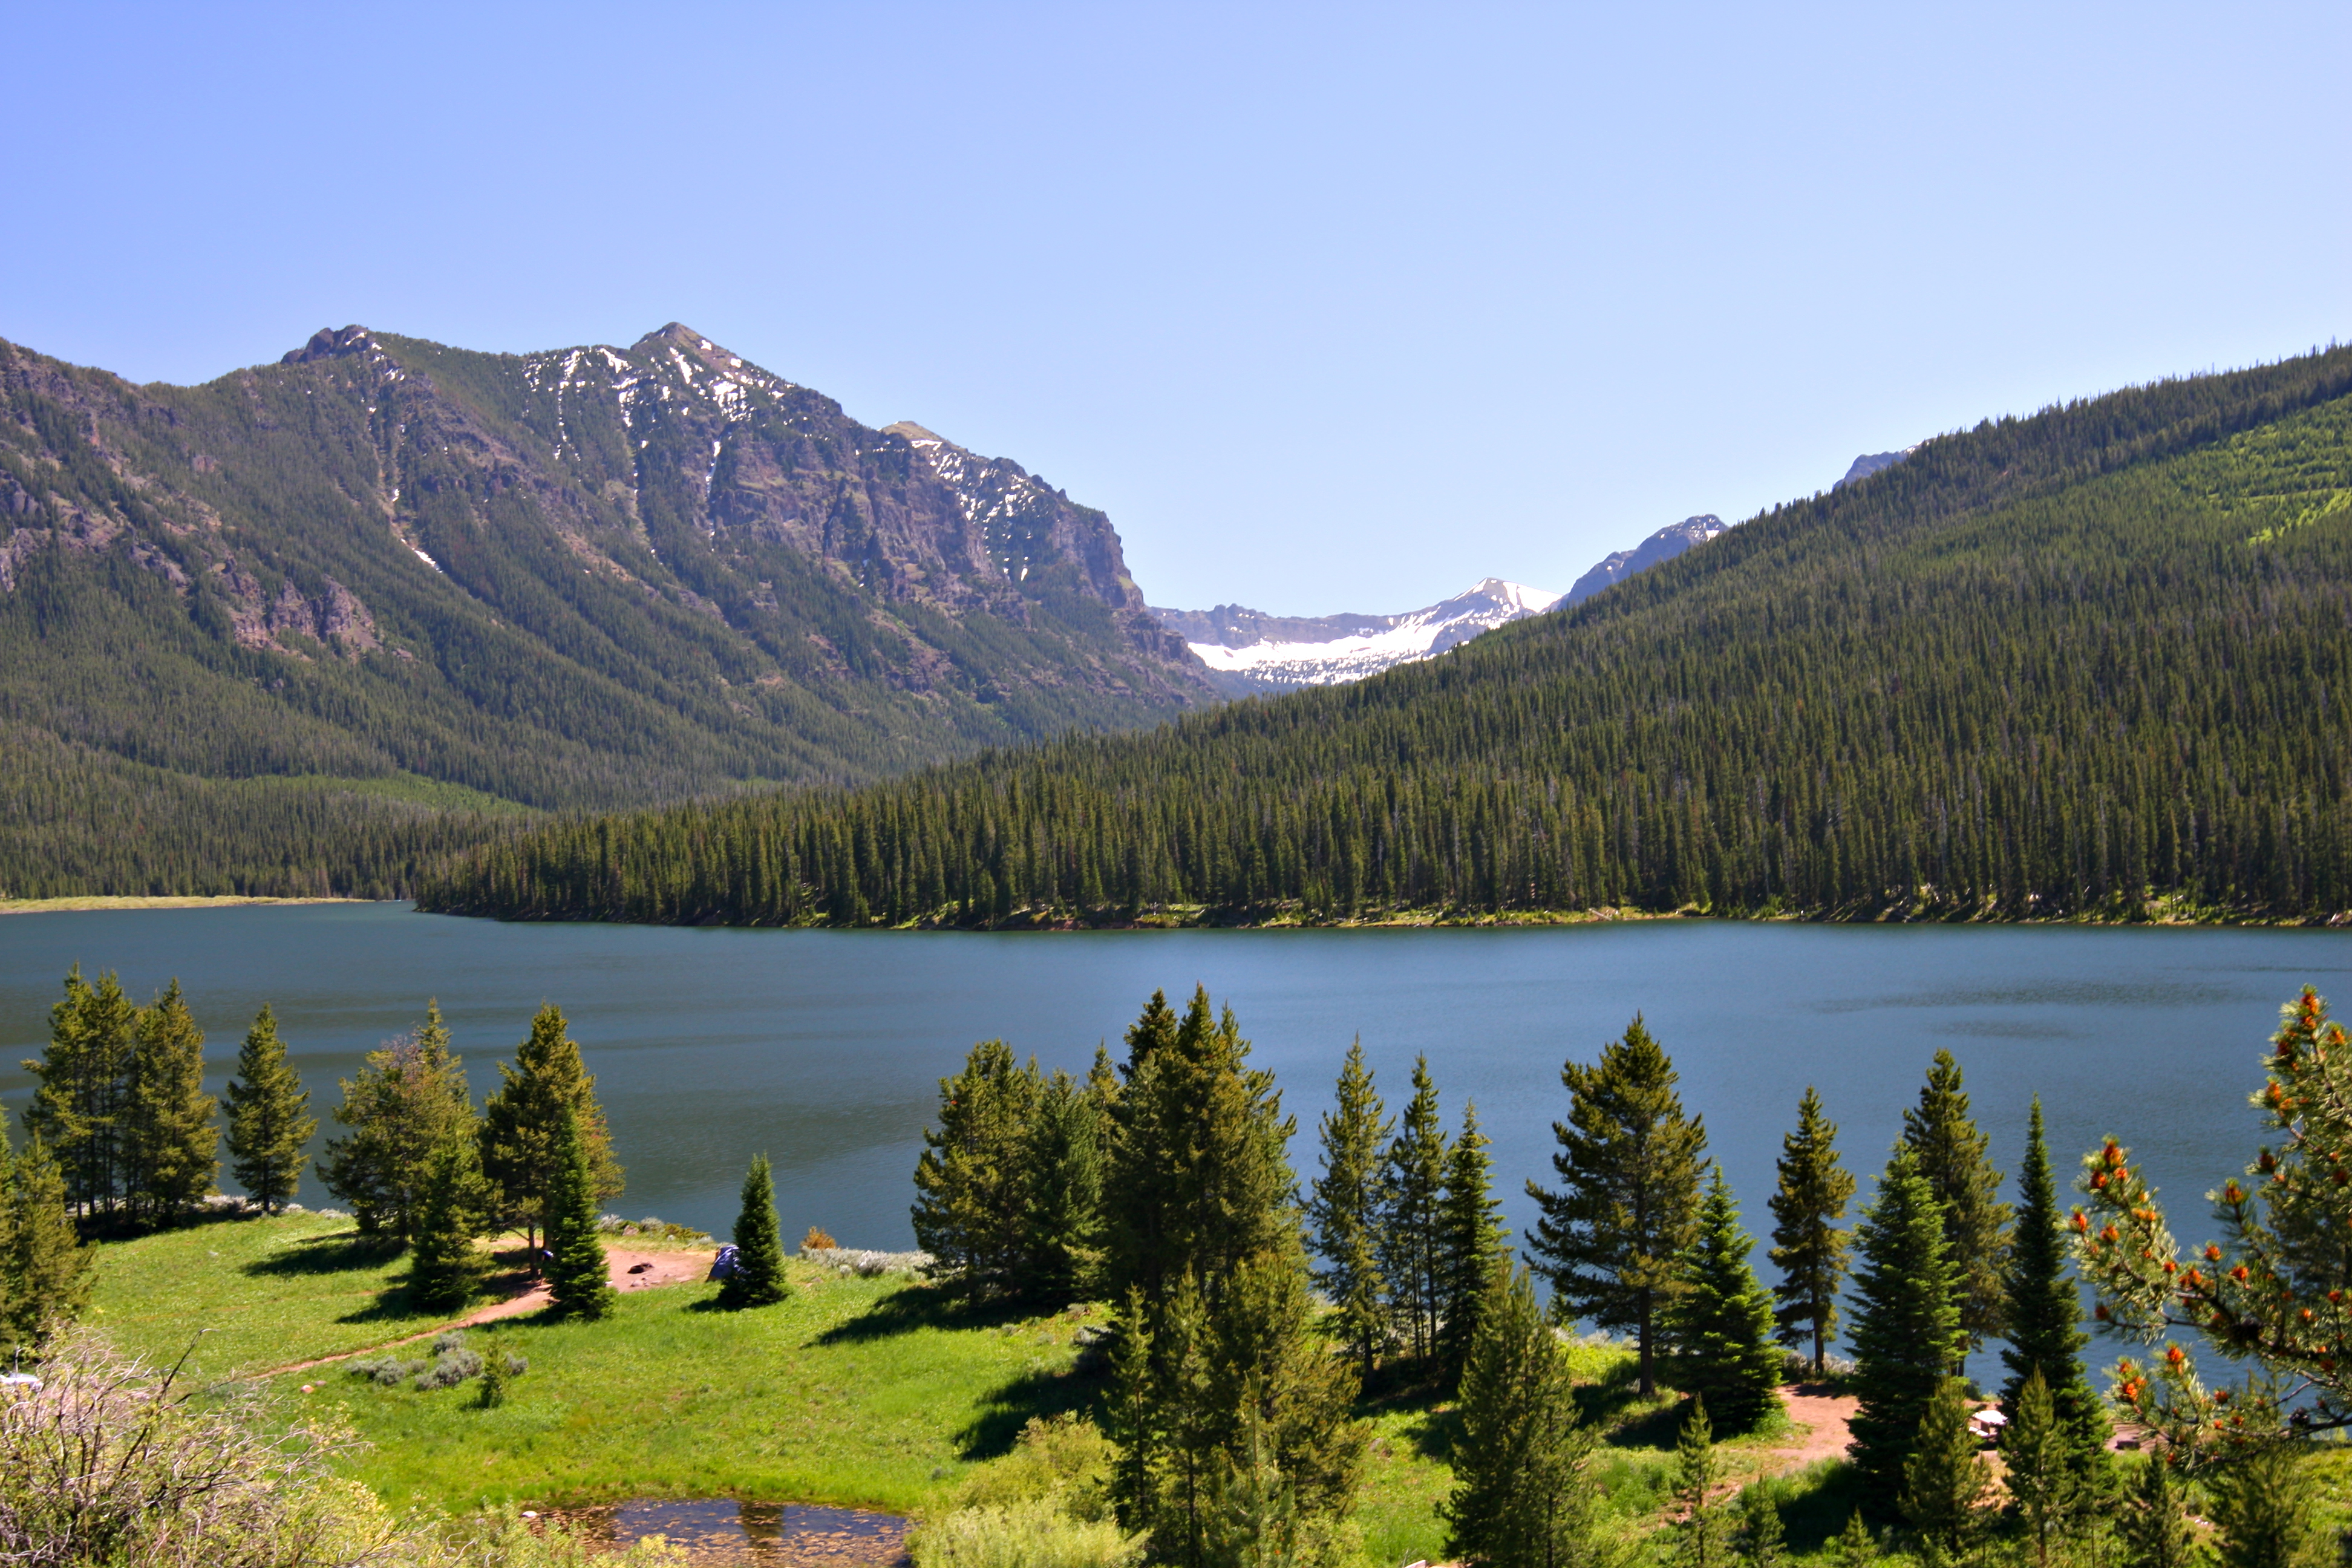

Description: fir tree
[1527,1014,1707,1396]
[2002,1369,2074,1568]
[125,979,218,1226]
[542,1107,615,1319]
[24,966,138,1223]
[224,1005,314,1215]
[318,1002,473,1241]
[1767,1087,1854,1377]
[912,1039,1042,1301]
[1901,1050,2011,1364]
[1673,1396,1730,1568]
[1844,1147,1963,1509]
[477,1004,623,1250]
[2001,1096,2109,1478]
[1739,1486,1788,1568]
[1024,1065,1105,1304]
[1668,1167,1783,1434]
[1379,1056,1447,1365]
[407,1129,487,1315]
[1306,1039,1391,1380]
[2209,1444,2321,1568]
[1207,1396,1304,1568]
[2117,1457,2197,1568]
[1899,1376,1991,1555]
[3,1134,94,1351]
[1443,1266,1596,1568]
[1828,1511,1878,1568]
[1433,1099,1511,1387]
[720,1153,789,1308]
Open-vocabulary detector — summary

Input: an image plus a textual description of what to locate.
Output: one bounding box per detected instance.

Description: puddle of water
[547,1500,909,1564]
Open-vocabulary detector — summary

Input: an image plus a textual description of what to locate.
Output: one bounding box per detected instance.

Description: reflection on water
[553,1500,907,1564]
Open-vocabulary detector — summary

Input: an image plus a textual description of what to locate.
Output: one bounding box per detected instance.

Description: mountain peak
[280,325,379,365]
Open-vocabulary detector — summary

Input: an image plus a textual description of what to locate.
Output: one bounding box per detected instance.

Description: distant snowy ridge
[1154,578,1561,693]
[1559,514,1728,606]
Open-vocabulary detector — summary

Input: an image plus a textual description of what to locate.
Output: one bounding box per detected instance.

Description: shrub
[443,1506,686,1565]
[955,1414,1118,1522]
[910,1500,1143,1568]
[802,1224,840,1252]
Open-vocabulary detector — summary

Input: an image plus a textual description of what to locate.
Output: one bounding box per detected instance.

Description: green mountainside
[422,345,2352,926]
[0,325,1209,897]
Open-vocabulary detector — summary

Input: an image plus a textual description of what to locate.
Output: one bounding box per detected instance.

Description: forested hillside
[0,325,1210,898]
[420,346,2352,926]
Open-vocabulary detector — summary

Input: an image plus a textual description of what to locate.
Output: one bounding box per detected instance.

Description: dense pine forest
[0,325,1208,899]
[422,346,2352,926]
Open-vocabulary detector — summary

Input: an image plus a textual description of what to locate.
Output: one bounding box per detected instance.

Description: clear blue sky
[7,3,2344,613]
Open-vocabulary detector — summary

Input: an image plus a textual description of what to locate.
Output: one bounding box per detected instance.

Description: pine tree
[477,1004,623,1250]
[1024,1065,1105,1304]
[1901,1050,2011,1364]
[318,1002,473,1241]
[1739,1486,1787,1568]
[3,1134,94,1351]
[124,979,218,1226]
[24,966,138,1223]
[1827,1511,1877,1568]
[2209,1444,2321,1568]
[1379,1055,1447,1365]
[1207,1395,1304,1568]
[224,1005,314,1215]
[1668,1168,1783,1434]
[407,1129,487,1315]
[2002,1368,2074,1568]
[1433,1099,1511,1387]
[911,1039,1042,1301]
[1844,1147,1963,1509]
[1443,1265,1595,1568]
[2117,1456,2197,1568]
[1673,1396,1730,1568]
[1767,1087,1854,1377]
[720,1153,789,1308]
[1307,1039,1391,1380]
[1527,1014,1707,1396]
[542,1107,615,1320]
[1899,1377,1991,1554]
[2001,1096,2109,1478]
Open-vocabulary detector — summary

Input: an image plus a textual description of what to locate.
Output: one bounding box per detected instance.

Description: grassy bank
[0,895,373,915]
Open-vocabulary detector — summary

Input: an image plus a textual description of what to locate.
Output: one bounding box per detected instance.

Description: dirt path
[1763,1382,1859,1472]
[266,1246,716,1379]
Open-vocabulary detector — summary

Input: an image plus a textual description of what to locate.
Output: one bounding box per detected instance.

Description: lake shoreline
[0,895,373,916]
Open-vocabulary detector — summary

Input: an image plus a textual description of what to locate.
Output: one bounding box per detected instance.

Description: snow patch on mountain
[1157,578,1561,691]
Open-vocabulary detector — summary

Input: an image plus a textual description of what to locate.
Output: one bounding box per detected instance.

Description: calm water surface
[3,905,2346,1361]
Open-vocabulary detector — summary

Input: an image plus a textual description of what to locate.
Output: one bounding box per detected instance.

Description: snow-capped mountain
[1559,514,1728,606]
[1151,578,1562,693]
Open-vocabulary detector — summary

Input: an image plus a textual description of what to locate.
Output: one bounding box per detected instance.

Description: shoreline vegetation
[0,895,371,915]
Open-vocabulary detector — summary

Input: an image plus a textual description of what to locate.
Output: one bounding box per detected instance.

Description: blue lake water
[3,904,2345,1371]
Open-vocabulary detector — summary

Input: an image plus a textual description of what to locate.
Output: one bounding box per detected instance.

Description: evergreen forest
[422,345,2352,927]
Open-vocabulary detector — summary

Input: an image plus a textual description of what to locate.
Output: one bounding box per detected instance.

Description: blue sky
[6,2,2344,612]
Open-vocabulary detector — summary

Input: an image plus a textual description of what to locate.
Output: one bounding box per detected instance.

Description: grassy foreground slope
[424,346,2352,927]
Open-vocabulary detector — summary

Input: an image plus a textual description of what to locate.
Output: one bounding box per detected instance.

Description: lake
[3,904,2345,1371]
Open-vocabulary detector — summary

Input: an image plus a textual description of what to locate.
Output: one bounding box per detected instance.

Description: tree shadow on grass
[955,1363,1107,1462]
[243,1229,404,1278]
[811,1284,1034,1346]
[1756,1458,1865,1553]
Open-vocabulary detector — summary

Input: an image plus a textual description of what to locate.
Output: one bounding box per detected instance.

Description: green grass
[91,1210,447,1379]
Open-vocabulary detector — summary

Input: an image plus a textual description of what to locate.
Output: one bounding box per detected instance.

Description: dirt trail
[265,1246,715,1379]
[1763,1382,1859,1471]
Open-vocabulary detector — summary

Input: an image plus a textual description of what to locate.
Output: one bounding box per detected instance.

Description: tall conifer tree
[1901,1050,2011,1363]
[1672,1397,1729,1568]
[1768,1087,1855,1376]
[1527,1014,1707,1396]
[318,1002,473,1241]
[224,1005,314,1215]
[1900,1376,1993,1554]
[407,1129,488,1314]
[24,966,137,1223]
[2,1134,93,1350]
[912,1039,1041,1301]
[1379,1056,1448,1364]
[2000,1096,2109,1476]
[125,979,218,1226]
[1024,1065,1105,1304]
[543,1106,615,1319]
[1433,1099,1511,1387]
[2118,1457,2198,1568]
[478,1004,622,1250]
[2001,1369,2074,1568]
[1668,1168,1783,1434]
[1307,1040,1391,1379]
[1443,1266,1596,1568]
[720,1152,789,1308]
[1844,1148,1964,1509]
[2209,1443,2321,1568]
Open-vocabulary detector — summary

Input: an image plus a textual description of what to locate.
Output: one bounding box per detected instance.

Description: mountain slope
[422,344,2352,926]
[1152,578,1560,691]
[1559,515,1728,605]
[0,325,1209,897]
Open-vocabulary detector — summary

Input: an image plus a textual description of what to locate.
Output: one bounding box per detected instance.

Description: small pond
[545,1500,907,1564]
